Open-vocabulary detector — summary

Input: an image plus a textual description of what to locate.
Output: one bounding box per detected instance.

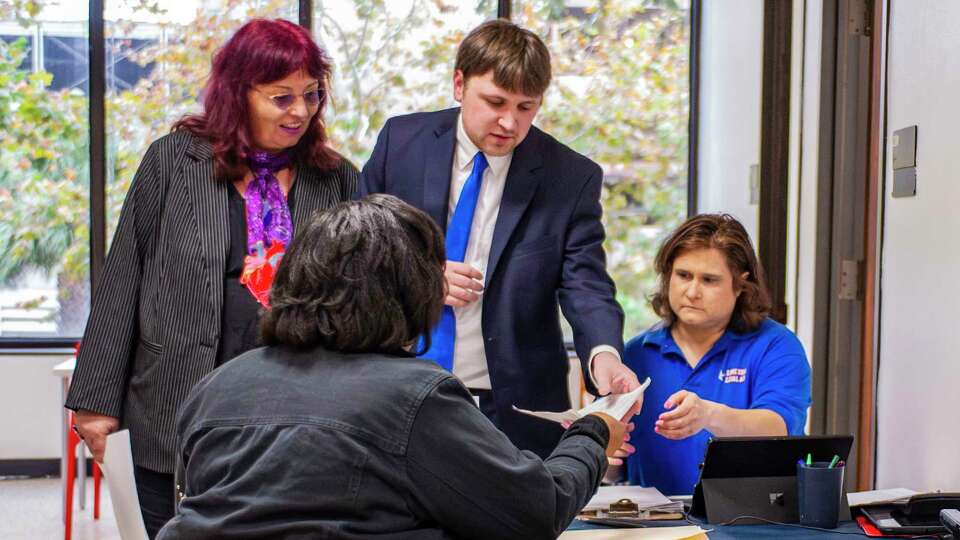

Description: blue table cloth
[567,518,866,538]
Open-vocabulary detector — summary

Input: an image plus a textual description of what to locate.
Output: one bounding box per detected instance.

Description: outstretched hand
[592,352,641,395]
[654,389,716,440]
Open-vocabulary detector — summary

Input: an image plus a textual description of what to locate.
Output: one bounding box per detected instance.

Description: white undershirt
[449,114,511,389]
[448,114,620,392]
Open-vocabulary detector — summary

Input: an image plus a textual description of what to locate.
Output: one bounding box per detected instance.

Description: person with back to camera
[621,214,812,495]
[156,194,634,539]
[63,19,357,536]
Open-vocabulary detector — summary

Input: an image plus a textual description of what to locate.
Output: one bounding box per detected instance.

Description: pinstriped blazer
[64,131,357,473]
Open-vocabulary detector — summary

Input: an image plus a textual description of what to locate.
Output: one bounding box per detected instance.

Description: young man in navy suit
[360,19,641,458]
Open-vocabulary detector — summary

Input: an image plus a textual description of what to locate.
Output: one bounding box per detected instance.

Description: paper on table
[583,485,675,512]
[512,377,651,424]
[102,430,149,540]
[847,487,918,507]
[559,526,708,539]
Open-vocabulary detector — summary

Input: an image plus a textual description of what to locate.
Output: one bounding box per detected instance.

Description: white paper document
[102,430,149,540]
[513,377,652,424]
[847,487,917,507]
[582,485,676,512]
[559,525,708,539]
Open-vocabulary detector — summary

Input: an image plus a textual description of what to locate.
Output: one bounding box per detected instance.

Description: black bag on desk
[690,435,854,524]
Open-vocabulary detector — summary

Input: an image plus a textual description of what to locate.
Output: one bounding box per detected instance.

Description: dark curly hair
[650,213,772,333]
[260,194,446,355]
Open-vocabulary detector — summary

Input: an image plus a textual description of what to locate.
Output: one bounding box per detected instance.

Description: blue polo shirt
[623,318,811,495]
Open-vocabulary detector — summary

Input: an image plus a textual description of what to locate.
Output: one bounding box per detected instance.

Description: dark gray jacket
[64,131,357,472]
[157,346,609,539]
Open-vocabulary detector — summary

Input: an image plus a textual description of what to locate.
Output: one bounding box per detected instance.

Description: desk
[567,518,866,538]
[53,358,86,521]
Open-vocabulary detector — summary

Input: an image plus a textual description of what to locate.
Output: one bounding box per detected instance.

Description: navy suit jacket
[359,107,624,457]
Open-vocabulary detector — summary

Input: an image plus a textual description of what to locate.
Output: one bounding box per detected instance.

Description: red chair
[65,410,101,540]
[64,341,102,540]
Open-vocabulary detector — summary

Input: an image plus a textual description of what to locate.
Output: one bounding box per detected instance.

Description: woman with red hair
[64,19,356,537]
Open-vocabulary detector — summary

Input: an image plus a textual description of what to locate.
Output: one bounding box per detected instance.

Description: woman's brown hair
[650,213,772,333]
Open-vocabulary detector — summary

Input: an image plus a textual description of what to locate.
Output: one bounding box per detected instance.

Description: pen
[836,460,845,468]
[828,455,840,468]
[806,453,812,466]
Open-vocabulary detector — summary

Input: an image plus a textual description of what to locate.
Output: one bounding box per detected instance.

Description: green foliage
[1,0,689,339]
[317,0,482,160]
[0,0,41,26]
[516,0,690,336]
[0,35,89,284]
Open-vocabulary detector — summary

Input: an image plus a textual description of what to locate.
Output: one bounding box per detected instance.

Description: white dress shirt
[448,115,510,389]
[448,114,620,391]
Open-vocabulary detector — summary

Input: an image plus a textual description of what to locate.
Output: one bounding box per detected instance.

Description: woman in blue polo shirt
[623,213,811,495]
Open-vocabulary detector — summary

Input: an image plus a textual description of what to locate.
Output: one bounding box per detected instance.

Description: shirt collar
[726,320,766,341]
[641,323,678,354]
[455,112,512,178]
[641,321,741,362]
[643,319,766,345]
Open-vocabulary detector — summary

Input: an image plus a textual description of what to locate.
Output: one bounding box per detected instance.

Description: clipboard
[578,498,686,527]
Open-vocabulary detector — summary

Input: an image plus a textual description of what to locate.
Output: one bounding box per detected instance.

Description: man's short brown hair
[455,19,552,97]
[650,214,772,333]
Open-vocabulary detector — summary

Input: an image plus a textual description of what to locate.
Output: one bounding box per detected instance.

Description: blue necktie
[420,152,488,370]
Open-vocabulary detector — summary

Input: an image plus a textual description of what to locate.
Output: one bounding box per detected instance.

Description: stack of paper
[513,377,652,424]
[847,488,917,507]
[583,485,684,514]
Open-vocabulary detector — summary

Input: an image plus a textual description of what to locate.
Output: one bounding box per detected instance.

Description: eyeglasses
[254,87,323,110]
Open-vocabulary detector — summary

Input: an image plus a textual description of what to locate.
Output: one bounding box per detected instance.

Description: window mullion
[88,0,106,299]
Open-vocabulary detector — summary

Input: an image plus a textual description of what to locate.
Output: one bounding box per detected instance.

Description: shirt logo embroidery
[718,367,747,384]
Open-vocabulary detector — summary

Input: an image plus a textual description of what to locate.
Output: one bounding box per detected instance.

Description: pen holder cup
[797,462,844,529]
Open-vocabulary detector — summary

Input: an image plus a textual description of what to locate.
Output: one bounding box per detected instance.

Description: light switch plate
[749,164,759,205]
[892,167,916,198]
[892,126,917,170]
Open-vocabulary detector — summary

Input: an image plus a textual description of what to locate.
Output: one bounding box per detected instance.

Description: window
[314,1,492,165]
[105,0,299,245]
[0,0,692,343]
[43,32,88,91]
[0,2,90,338]
[0,32,33,71]
[515,0,691,336]
[0,0,299,340]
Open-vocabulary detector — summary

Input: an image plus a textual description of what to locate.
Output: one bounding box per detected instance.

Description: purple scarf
[245,150,293,254]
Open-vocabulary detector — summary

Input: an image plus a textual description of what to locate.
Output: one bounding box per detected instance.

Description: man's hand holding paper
[513,377,651,464]
[592,351,642,395]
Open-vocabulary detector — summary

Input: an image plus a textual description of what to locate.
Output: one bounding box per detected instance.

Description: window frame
[0,0,699,347]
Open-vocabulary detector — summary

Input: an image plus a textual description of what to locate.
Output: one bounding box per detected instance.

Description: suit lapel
[422,112,458,231]
[487,130,544,283]
[183,138,228,342]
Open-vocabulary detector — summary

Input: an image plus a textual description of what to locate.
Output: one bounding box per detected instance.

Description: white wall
[876,1,960,491]
[696,0,763,240]
[0,352,72,460]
